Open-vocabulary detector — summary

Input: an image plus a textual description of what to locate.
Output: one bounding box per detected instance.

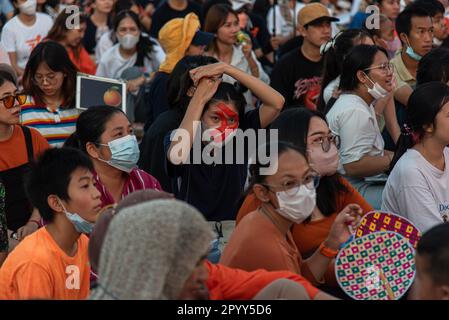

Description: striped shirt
[93,168,162,207]
[20,97,81,147]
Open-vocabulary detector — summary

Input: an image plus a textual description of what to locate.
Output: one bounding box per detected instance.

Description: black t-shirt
[149,1,203,38]
[139,108,184,193]
[163,109,261,221]
[270,47,323,109]
[279,36,303,58]
[144,71,170,131]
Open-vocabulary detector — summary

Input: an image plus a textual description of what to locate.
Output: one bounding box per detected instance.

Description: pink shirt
[93,168,162,207]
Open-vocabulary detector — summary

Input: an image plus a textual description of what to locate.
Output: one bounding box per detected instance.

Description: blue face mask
[405,37,422,61]
[98,135,140,173]
[59,200,94,234]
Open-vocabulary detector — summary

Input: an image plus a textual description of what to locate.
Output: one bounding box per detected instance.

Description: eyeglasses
[310,134,340,152]
[262,171,320,196]
[364,62,395,74]
[0,93,27,109]
[33,73,59,85]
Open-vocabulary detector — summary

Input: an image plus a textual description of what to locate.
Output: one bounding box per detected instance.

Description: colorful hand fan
[355,211,421,248]
[335,231,416,300]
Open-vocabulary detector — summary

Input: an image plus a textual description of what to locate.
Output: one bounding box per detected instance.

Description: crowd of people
[0,0,449,301]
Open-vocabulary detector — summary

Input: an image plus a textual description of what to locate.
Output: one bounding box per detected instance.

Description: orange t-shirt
[206,261,320,300]
[68,47,96,75]
[0,125,49,171]
[236,177,373,258]
[0,227,91,300]
[220,210,302,274]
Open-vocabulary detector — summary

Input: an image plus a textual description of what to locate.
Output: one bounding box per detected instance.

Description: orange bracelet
[319,242,339,259]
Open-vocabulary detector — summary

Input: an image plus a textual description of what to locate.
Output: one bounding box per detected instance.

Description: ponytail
[389,124,417,171]
[63,132,84,151]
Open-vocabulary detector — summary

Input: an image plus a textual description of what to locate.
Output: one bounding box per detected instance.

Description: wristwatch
[319,242,339,258]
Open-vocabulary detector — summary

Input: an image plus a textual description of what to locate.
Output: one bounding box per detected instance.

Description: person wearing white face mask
[0,148,101,300]
[221,141,363,287]
[96,10,165,84]
[1,0,53,79]
[64,105,162,207]
[326,45,395,210]
[236,109,374,291]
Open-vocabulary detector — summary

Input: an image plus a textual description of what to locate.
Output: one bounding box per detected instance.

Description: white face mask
[364,73,388,100]
[308,143,339,177]
[275,186,316,224]
[19,0,37,16]
[117,34,140,50]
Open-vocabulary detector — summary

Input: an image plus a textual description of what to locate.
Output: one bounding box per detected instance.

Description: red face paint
[204,102,239,144]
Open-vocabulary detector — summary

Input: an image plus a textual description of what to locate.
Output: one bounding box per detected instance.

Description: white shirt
[96,43,166,79]
[95,31,114,64]
[326,93,384,175]
[1,13,53,69]
[382,148,449,233]
[267,3,305,37]
[323,76,340,105]
[215,45,269,108]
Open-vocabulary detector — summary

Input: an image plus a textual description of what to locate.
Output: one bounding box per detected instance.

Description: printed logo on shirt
[66,265,80,290]
[26,35,42,51]
[293,76,322,110]
[438,203,449,222]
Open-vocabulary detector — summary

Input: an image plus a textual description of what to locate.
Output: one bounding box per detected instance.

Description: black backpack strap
[20,126,34,162]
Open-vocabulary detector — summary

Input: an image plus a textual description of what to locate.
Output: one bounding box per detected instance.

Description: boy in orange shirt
[0,147,102,300]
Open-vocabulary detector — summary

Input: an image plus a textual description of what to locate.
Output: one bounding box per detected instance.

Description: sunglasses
[0,94,27,109]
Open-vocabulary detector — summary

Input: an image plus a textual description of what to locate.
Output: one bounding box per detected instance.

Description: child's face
[415,253,449,300]
[63,167,102,223]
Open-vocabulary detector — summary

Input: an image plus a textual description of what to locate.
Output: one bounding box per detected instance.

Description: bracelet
[27,219,41,228]
[319,242,339,259]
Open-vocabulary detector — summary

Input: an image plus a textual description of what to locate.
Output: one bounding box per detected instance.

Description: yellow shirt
[391,51,416,90]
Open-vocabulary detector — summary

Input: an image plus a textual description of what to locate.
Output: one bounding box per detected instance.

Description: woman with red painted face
[165,61,284,236]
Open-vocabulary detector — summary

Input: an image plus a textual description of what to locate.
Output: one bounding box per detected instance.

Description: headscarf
[89,199,213,300]
[158,13,201,74]
[88,189,174,273]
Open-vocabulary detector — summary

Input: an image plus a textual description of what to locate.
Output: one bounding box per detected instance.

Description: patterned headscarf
[89,199,213,300]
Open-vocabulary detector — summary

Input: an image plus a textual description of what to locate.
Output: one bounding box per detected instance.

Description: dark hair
[339,45,388,92]
[166,55,219,110]
[0,70,17,87]
[417,47,449,85]
[64,105,126,153]
[410,0,445,17]
[317,29,373,112]
[270,108,349,217]
[248,141,306,186]
[362,14,392,38]
[204,82,246,124]
[417,223,449,285]
[22,41,78,108]
[46,10,88,60]
[396,6,432,44]
[113,10,155,67]
[25,147,94,222]
[205,4,238,54]
[202,0,231,21]
[47,10,88,42]
[110,0,140,35]
[390,82,449,170]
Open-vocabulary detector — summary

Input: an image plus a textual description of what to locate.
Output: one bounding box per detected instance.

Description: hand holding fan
[335,231,416,300]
